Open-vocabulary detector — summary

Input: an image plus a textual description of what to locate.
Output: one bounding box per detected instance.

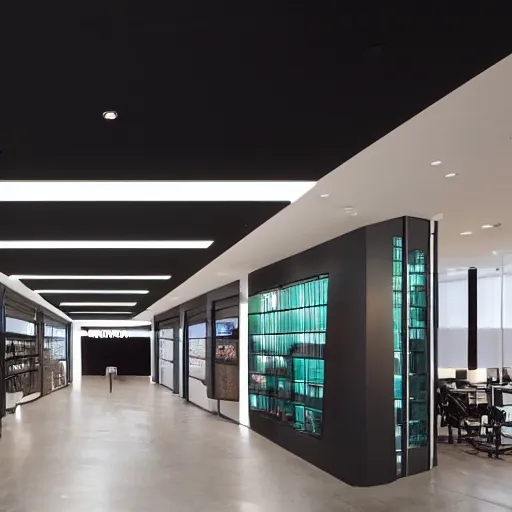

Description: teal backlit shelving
[248,276,328,437]
[408,249,428,448]
[392,237,403,474]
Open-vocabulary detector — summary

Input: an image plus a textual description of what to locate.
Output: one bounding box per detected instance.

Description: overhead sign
[87,329,129,339]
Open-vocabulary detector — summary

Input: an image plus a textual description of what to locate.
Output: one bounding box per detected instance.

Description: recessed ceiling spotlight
[349,212,358,217]
[460,231,472,236]
[445,173,458,178]
[320,194,329,198]
[482,224,494,229]
[102,111,118,120]
[430,160,442,166]
[343,207,354,212]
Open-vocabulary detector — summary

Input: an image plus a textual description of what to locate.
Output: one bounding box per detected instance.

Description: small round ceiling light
[482,224,494,229]
[349,211,358,217]
[445,173,458,178]
[320,194,329,198]
[102,111,118,120]
[430,160,442,166]
[460,231,472,236]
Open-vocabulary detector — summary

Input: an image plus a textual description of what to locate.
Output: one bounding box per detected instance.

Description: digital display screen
[215,318,238,337]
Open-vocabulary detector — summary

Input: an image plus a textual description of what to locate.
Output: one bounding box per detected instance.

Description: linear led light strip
[35,289,149,294]
[11,274,171,280]
[0,241,212,249]
[68,311,133,314]
[0,181,316,203]
[60,302,137,306]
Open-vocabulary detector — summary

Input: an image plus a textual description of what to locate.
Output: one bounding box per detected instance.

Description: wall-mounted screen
[216,318,238,337]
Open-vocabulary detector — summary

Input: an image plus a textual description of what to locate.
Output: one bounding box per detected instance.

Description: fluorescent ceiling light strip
[68,311,133,314]
[11,274,171,280]
[60,302,137,307]
[0,241,212,249]
[36,289,148,294]
[0,181,316,203]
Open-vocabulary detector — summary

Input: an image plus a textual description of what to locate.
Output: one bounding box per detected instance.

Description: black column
[468,267,478,370]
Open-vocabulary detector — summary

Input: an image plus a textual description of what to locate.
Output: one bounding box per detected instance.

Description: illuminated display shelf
[248,276,328,438]
[393,237,403,474]
[408,250,428,448]
[4,323,40,408]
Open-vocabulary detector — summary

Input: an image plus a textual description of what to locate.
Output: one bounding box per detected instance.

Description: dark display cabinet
[1,287,71,420]
[4,316,40,411]
[248,277,327,437]
[248,217,436,487]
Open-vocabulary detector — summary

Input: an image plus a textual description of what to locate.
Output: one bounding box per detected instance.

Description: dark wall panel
[364,219,403,485]
[249,227,368,485]
[81,337,150,376]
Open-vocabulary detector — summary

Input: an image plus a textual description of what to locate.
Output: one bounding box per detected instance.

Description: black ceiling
[1,3,511,318]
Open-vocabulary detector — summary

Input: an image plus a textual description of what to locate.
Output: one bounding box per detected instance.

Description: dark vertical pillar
[432,221,439,468]
[468,267,478,370]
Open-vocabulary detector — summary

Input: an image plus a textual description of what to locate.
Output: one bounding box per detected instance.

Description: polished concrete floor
[1,378,512,511]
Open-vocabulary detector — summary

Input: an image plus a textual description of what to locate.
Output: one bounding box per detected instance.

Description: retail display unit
[0,285,71,421]
[4,316,40,410]
[248,277,327,437]
[212,294,239,405]
[154,281,240,421]
[158,319,179,392]
[248,216,436,486]
[43,322,68,394]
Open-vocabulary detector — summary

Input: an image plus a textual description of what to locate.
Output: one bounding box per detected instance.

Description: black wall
[248,218,406,487]
[81,336,150,376]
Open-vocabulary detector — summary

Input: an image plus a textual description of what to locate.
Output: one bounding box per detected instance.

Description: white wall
[439,274,512,329]
[438,274,512,368]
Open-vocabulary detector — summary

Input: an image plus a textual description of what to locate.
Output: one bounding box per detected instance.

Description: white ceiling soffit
[0,273,71,322]
[136,54,512,319]
[0,181,315,203]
